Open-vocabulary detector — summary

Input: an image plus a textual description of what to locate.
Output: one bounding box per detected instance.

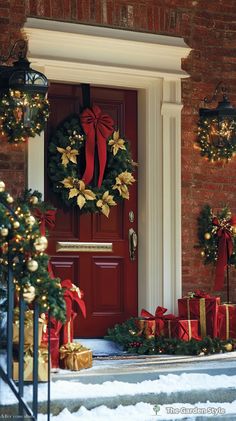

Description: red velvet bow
[141,306,176,319]
[80,105,114,187]
[33,208,57,236]
[212,217,233,291]
[61,279,86,320]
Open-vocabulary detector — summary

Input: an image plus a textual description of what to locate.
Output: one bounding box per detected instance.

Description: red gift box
[176,319,200,341]
[140,307,176,337]
[137,319,155,339]
[162,318,178,338]
[217,304,236,340]
[178,292,220,338]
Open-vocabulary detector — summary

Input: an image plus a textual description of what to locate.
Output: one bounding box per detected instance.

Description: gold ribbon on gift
[188,319,192,340]
[187,298,206,338]
[223,304,233,340]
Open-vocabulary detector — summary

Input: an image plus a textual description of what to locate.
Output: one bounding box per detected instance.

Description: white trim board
[24,18,191,314]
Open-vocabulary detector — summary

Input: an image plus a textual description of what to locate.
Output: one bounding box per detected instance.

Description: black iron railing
[0,203,51,420]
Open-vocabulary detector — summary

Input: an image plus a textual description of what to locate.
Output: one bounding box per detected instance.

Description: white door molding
[24,18,190,314]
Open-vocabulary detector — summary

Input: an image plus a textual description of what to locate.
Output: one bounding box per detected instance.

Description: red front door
[45,83,138,337]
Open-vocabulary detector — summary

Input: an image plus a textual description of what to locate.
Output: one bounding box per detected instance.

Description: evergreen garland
[197,204,236,267]
[0,183,66,321]
[48,114,136,217]
[106,318,235,356]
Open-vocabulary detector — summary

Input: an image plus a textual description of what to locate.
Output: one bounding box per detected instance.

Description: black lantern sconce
[197,82,236,162]
[0,39,49,144]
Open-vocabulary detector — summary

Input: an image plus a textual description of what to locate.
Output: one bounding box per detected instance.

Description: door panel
[45,83,138,337]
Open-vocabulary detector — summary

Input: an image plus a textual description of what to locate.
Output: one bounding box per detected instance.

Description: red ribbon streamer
[33,208,57,236]
[61,279,86,319]
[212,217,233,291]
[80,105,114,187]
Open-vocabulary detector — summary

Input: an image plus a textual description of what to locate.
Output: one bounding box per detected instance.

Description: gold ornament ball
[13,221,20,229]
[27,259,38,272]
[0,181,5,192]
[204,232,211,240]
[30,195,39,205]
[34,236,48,252]
[225,343,233,352]
[6,195,14,204]
[200,250,205,257]
[26,215,36,226]
[1,227,9,237]
[23,285,36,304]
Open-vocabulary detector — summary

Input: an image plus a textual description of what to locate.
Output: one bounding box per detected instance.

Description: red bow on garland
[212,217,234,291]
[33,208,57,236]
[80,105,114,187]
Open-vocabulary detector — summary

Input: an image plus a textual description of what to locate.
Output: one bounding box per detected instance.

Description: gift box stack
[139,290,236,342]
[41,279,92,372]
[12,309,49,382]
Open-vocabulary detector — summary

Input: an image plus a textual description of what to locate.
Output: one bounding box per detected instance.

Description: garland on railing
[0,182,66,321]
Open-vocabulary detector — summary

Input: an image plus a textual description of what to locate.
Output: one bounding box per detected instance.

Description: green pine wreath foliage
[0,90,49,144]
[197,117,236,162]
[48,114,136,217]
[105,317,235,356]
[197,204,236,267]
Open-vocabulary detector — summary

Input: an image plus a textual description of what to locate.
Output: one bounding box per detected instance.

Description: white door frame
[24,19,190,314]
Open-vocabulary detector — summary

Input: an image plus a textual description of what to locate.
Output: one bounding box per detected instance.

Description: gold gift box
[13,309,44,347]
[13,348,49,382]
[60,343,92,371]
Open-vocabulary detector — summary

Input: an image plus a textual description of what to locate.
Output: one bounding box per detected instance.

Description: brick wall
[1,0,236,300]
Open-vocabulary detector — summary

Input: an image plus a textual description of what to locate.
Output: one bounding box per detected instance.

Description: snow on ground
[37,401,236,421]
[1,372,236,405]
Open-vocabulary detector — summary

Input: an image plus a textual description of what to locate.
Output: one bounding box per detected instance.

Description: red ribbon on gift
[80,105,114,187]
[61,279,86,320]
[212,217,233,291]
[33,208,57,236]
[141,306,176,334]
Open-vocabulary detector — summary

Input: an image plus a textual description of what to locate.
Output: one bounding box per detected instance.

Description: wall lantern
[0,39,49,144]
[197,82,236,162]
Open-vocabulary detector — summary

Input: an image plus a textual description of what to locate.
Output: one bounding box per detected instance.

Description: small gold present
[60,343,92,371]
[13,347,49,382]
[13,308,45,347]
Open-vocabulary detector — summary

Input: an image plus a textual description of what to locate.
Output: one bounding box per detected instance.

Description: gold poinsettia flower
[112,171,135,199]
[108,131,126,156]
[61,177,96,209]
[57,146,79,167]
[96,191,116,217]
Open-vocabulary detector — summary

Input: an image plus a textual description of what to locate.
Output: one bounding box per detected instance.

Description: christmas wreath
[0,89,49,144]
[197,204,236,290]
[197,117,236,162]
[48,105,136,217]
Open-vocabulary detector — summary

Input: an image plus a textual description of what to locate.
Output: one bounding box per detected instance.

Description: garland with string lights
[48,109,136,217]
[197,204,236,267]
[197,117,236,162]
[105,317,235,355]
[0,90,49,144]
[0,181,66,321]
